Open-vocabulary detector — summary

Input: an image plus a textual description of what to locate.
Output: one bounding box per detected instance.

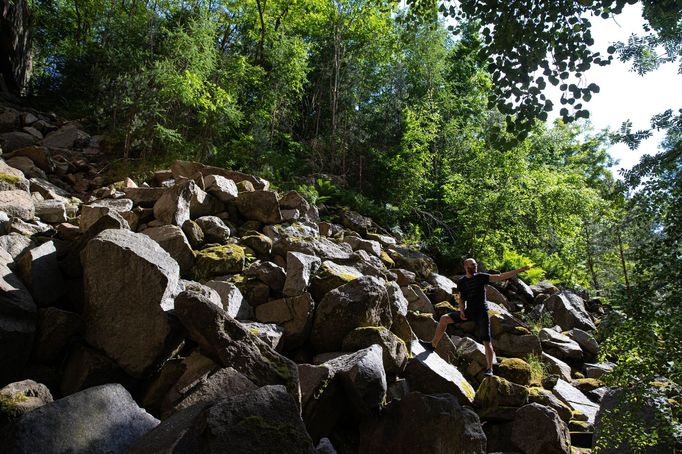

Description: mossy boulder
[474,376,529,409]
[526,386,572,422]
[241,233,273,256]
[309,260,362,301]
[572,378,603,393]
[497,358,532,386]
[193,244,245,280]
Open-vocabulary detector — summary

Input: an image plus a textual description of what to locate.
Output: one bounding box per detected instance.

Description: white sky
[547,4,682,175]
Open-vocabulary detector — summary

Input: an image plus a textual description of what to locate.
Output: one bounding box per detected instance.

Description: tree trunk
[0,0,32,95]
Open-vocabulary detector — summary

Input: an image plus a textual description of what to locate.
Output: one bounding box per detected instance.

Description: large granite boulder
[235,190,282,224]
[0,380,53,425]
[170,160,269,190]
[386,245,437,278]
[310,276,392,352]
[342,326,408,374]
[474,375,529,409]
[539,328,584,361]
[0,190,34,220]
[282,251,321,297]
[192,244,245,281]
[153,180,199,226]
[31,307,82,364]
[129,385,313,454]
[254,293,315,350]
[359,391,486,454]
[403,340,475,405]
[82,229,180,378]
[309,260,363,300]
[204,174,238,202]
[204,279,252,320]
[552,379,600,425]
[174,291,300,406]
[545,291,596,331]
[195,215,230,243]
[142,225,195,276]
[511,403,571,454]
[0,384,158,454]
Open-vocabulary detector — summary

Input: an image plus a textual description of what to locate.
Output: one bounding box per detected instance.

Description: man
[422,258,529,376]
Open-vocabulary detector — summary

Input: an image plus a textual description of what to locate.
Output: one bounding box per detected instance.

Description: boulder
[178,280,222,307]
[241,232,273,256]
[244,260,286,292]
[274,236,354,263]
[122,187,166,207]
[204,279,252,320]
[496,357,532,386]
[153,180,199,226]
[455,336,488,377]
[527,387,573,422]
[238,322,284,351]
[193,244,245,281]
[0,263,37,383]
[254,293,315,349]
[545,291,596,331]
[474,375,529,409]
[1,383,158,454]
[492,332,542,358]
[181,219,204,248]
[342,326,408,374]
[195,215,230,243]
[403,340,475,405]
[235,190,282,224]
[311,276,392,352]
[359,392,486,454]
[82,229,180,378]
[542,352,573,382]
[41,124,90,148]
[283,251,322,297]
[9,146,50,172]
[79,199,134,231]
[174,291,300,405]
[539,328,584,360]
[142,225,194,276]
[0,160,29,192]
[552,379,600,424]
[343,235,381,256]
[34,199,67,223]
[0,132,36,153]
[204,174,238,202]
[402,284,434,314]
[584,362,614,379]
[0,233,33,261]
[340,210,372,235]
[511,403,571,454]
[16,240,67,307]
[0,190,34,220]
[427,272,457,303]
[385,281,408,317]
[0,380,53,425]
[530,280,560,296]
[170,160,269,190]
[310,260,363,300]
[567,328,599,356]
[387,245,437,278]
[129,385,313,454]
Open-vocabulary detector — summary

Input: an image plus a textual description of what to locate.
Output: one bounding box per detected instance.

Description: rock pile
[0,104,670,453]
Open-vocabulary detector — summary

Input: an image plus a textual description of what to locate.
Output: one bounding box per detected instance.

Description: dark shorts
[446,309,491,342]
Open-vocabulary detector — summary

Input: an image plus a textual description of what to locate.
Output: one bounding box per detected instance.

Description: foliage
[526,353,548,384]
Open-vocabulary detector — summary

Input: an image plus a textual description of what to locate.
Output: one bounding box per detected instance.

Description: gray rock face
[142,225,194,276]
[359,391,486,454]
[80,199,134,232]
[427,272,457,303]
[0,263,37,384]
[34,199,67,223]
[404,340,475,405]
[282,251,321,297]
[255,293,314,350]
[275,236,354,263]
[311,276,392,353]
[1,383,158,454]
[244,260,286,292]
[552,379,600,424]
[32,307,82,364]
[387,245,437,278]
[204,279,252,319]
[204,174,238,202]
[0,190,34,220]
[542,352,573,382]
[153,180,198,226]
[539,328,584,360]
[567,328,599,356]
[0,233,33,261]
[511,403,571,454]
[238,322,284,351]
[174,291,301,406]
[129,385,314,454]
[492,332,542,358]
[343,236,381,256]
[195,215,230,243]
[0,160,29,192]
[82,229,180,378]
[310,260,363,300]
[235,190,282,224]
[16,240,67,307]
[545,291,596,331]
[385,281,408,317]
[402,284,434,314]
[342,326,408,374]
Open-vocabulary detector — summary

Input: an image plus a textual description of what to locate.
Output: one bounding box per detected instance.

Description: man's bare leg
[484,341,494,371]
[430,315,454,349]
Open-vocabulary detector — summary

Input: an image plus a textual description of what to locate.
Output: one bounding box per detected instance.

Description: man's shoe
[418,339,435,352]
[484,368,494,377]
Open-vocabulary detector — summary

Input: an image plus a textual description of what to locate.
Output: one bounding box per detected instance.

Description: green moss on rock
[193,244,245,280]
[0,173,21,184]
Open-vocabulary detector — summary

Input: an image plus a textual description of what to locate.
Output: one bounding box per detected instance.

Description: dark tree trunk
[0,0,32,95]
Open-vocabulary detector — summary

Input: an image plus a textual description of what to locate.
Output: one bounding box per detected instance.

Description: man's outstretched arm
[489,266,530,283]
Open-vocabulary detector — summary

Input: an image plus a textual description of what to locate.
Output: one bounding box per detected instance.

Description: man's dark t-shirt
[457,273,490,313]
